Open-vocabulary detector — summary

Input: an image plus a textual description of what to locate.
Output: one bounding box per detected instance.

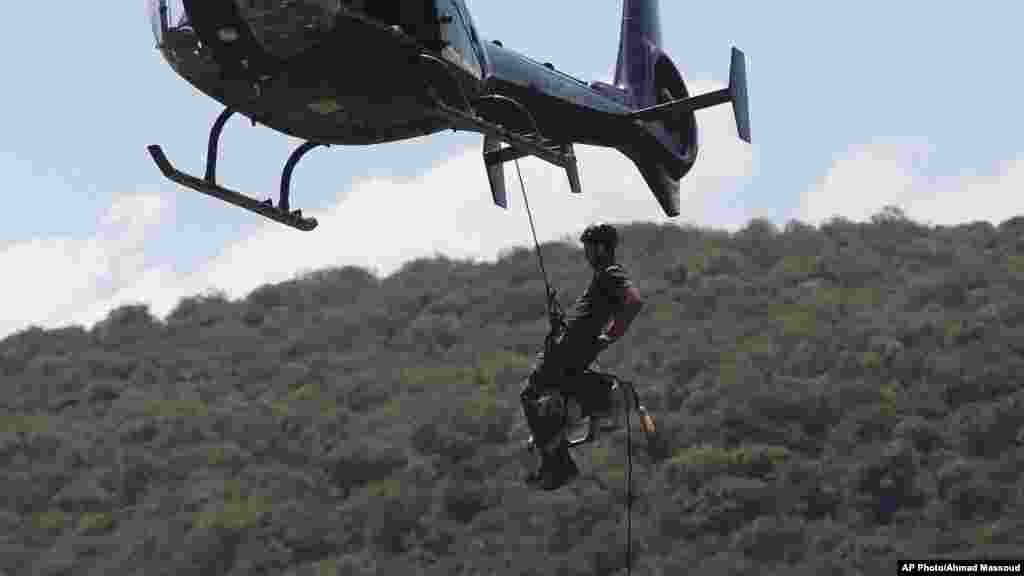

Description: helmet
[580,223,618,250]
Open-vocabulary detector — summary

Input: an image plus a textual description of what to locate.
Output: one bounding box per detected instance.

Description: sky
[1,1,1022,339]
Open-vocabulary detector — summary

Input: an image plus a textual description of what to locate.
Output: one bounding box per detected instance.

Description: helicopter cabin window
[438,1,482,78]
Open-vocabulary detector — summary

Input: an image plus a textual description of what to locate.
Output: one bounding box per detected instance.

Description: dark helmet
[580,223,618,250]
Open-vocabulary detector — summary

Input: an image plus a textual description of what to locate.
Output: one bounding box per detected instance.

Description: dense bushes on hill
[1,209,1023,574]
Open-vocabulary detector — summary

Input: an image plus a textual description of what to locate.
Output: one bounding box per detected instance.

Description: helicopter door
[438,1,481,79]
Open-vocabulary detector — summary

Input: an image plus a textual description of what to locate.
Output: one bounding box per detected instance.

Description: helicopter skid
[147,108,325,231]
[148,145,318,231]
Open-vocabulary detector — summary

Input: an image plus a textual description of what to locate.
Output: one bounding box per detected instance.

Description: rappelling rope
[625,379,634,576]
[512,162,634,576]
[608,365,636,576]
[513,158,566,351]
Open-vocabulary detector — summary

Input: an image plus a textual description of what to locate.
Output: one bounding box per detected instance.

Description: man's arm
[605,285,643,341]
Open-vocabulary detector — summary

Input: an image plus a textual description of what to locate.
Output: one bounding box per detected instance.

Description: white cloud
[0,80,752,339]
[797,143,1024,226]
[0,193,173,337]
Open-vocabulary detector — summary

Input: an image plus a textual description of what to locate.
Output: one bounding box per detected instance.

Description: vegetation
[1,211,1023,574]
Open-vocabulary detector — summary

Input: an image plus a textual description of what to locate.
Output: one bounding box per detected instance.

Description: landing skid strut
[147,107,324,231]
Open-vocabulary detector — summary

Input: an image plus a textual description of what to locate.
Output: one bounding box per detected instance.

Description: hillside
[2,208,1023,575]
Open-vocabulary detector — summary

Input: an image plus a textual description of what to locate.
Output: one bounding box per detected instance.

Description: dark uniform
[537,263,633,376]
[521,222,638,490]
[559,263,634,366]
[522,264,634,450]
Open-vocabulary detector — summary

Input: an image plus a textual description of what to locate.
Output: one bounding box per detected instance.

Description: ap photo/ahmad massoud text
[899,560,1024,573]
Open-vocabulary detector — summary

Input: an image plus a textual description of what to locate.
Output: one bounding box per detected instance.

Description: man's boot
[527,440,578,491]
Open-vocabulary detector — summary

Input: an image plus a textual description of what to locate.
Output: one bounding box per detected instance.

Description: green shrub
[378,397,403,419]
[590,444,626,484]
[879,381,900,418]
[399,365,475,392]
[144,398,209,419]
[666,444,792,489]
[687,241,724,276]
[193,479,270,531]
[943,319,963,346]
[779,254,820,277]
[270,382,342,419]
[846,287,882,307]
[736,334,777,358]
[974,523,997,546]
[33,509,68,532]
[718,360,740,387]
[862,351,882,370]
[653,302,676,322]
[363,478,402,500]
[316,558,340,576]
[815,286,881,309]
[453,386,513,444]
[1006,254,1024,276]
[0,413,50,435]
[769,304,818,337]
[474,350,532,384]
[77,512,114,534]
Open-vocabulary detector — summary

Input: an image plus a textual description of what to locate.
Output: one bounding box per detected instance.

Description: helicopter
[146,0,751,231]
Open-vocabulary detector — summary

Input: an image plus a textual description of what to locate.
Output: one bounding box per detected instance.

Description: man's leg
[555,340,615,416]
[520,352,580,490]
[539,441,579,490]
[520,352,565,452]
[560,369,615,419]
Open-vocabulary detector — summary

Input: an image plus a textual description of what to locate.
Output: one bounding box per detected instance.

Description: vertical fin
[729,47,751,143]
[614,0,663,92]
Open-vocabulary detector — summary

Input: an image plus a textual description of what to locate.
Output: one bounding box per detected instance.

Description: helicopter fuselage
[146,0,750,224]
[156,1,690,168]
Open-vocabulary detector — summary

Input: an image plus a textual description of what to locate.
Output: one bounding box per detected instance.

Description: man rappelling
[521,222,645,490]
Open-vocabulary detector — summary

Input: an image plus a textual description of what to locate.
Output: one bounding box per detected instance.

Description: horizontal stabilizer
[629,46,751,143]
